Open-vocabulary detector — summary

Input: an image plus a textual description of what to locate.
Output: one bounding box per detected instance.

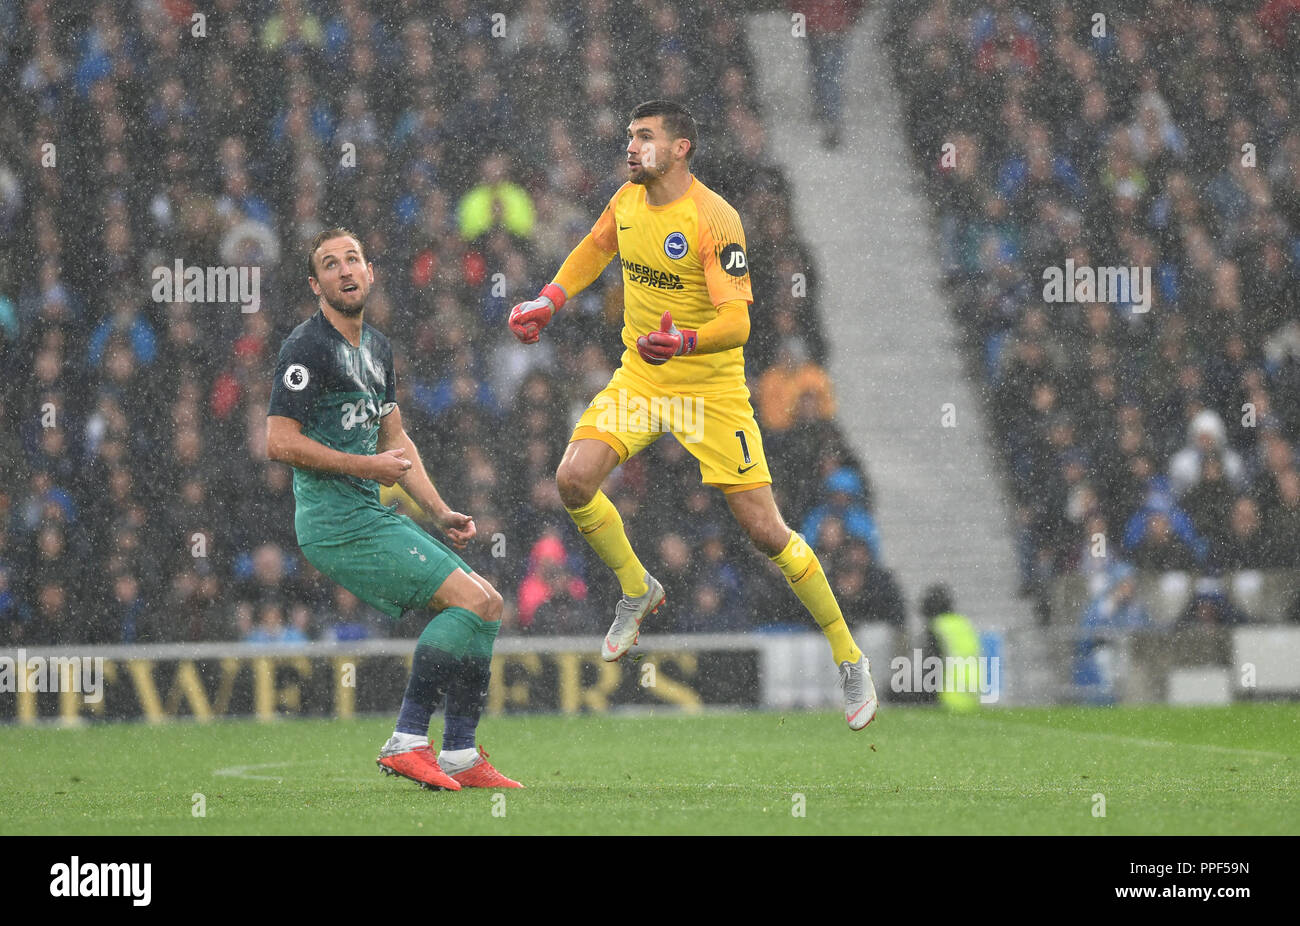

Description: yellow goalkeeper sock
[771,532,862,666]
[566,491,649,597]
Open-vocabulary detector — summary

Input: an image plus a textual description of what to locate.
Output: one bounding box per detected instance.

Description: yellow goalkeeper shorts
[570,363,772,493]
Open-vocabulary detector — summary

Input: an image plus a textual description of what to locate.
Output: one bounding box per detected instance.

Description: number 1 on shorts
[735,430,752,464]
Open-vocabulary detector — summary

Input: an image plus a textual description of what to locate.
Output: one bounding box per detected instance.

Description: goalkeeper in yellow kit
[509,100,877,730]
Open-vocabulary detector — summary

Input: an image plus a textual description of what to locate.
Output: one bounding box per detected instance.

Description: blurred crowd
[889,0,1300,624]
[0,0,904,646]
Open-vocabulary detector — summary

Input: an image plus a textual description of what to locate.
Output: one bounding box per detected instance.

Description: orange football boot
[447,746,524,789]
[377,744,462,791]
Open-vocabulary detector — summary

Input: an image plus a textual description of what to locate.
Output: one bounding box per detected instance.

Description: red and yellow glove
[636,311,697,365]
[509,283,567,344]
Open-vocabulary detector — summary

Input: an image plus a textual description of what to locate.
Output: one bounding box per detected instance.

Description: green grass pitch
[1,704,1297,835]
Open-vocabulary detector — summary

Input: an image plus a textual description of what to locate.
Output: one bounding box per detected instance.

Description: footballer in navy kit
[267,227,521,791]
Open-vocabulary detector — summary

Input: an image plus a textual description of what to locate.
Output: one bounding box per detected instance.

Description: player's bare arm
[266,414,411,486]
[376,405,476,550]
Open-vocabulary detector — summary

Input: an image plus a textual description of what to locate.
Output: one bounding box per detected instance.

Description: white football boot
[839,655,879,730]
[600,573,665,662]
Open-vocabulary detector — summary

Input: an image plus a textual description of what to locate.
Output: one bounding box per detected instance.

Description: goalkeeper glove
[509,283,566,344]
[636,311,697,365]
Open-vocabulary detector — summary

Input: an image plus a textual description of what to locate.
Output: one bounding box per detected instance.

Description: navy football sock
[394,635,460,737]
[442,655,492,751]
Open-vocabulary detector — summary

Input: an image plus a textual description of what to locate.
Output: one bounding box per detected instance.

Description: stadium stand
[886,0,1300,649]
[0,0,898,646]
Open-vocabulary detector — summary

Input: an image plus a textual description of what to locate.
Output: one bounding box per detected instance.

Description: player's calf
[726,491,792,557]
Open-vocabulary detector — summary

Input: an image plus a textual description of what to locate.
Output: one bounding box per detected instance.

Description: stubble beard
[326,290,365,317]
[630,152,674,187]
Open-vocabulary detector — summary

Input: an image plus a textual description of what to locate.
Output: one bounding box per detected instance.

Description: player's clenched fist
[368,448,413,486]
[508,282,567,344]
[636,311,698,365]
[437,508,477,550]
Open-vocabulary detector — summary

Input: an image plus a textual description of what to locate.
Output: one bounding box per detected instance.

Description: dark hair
[920,584,955,619]
[630,100,698,162]
[307,227,365,278]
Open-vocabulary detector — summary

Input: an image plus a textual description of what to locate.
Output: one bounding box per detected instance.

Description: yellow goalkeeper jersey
[590,177,753,390]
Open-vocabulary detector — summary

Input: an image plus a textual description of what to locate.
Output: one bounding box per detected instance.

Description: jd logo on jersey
[720,243,748,276]
[663,232,688,260]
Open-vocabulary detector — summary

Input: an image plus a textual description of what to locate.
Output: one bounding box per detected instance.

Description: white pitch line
[213,760,385,784]
[213,761,295,782]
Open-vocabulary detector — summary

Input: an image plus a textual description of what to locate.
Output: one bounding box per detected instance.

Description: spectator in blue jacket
[801,468,882,562]
[88,293,157,368]
[1122,482,1208,569]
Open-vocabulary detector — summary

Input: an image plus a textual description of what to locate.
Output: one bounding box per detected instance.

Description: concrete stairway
[744,8,1042,683]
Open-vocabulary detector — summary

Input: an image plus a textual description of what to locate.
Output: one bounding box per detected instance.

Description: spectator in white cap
[1168,409,1246,498]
